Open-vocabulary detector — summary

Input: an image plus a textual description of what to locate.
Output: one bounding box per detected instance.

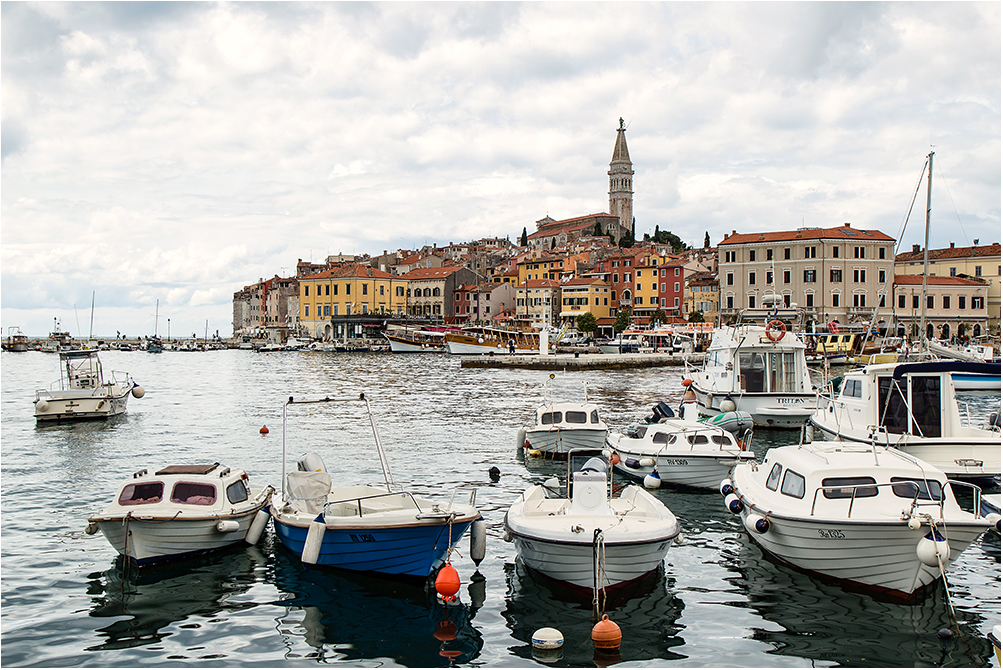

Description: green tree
[704,231,711,248]
[577,312,597,334]
[594,221,603,237]
[650,308,667,326]
[613,308,631,334]
[520,227,528,246]
[688,310,704,323]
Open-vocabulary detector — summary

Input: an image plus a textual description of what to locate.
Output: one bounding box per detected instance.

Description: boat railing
[957,400,972,428]
[809,480,937,519]
[443,487,477,512]
[322,490,423,518]
[947,479,983,519]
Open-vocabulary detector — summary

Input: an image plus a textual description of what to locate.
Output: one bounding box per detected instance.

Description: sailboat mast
[919,151,933,348]
[88,291,95,339]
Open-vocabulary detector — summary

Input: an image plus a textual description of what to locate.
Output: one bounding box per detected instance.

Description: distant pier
[459,351,704,370]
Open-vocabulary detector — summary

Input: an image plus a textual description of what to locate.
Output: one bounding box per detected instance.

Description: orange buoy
[439,650,462,660]
[435,563,461,602]
[259,425,269,434]
[591,615,622,650]
[681,378,693,386]
[610,452,620,465]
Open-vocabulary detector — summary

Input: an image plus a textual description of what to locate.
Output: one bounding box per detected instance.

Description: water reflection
[269,546,483,666]
[502,560,685,666]
[727,535,994,667]
[85,544,265,651]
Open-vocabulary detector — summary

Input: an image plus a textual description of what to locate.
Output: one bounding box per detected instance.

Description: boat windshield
[876,375,942,438]
[566,411,588,424]
[118,482,164,506]
[541,411,562,425]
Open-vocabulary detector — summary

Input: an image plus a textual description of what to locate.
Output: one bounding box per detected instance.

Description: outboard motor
[990,412,1000,430]
[646,401,675,424]
[297,452,327,473]
[569,457,609,516]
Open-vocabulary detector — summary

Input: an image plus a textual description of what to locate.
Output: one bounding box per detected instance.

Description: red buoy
[435,563,461,602]
[592,615,622,650]
[259,425,269,434]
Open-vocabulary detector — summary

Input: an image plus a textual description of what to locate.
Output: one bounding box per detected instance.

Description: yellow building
[515,279,561,327]
[559,277,613,324]
[299,264,407,340]
[516,252,565,284]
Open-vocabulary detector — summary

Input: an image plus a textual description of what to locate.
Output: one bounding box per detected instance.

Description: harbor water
[1,349,1000,667]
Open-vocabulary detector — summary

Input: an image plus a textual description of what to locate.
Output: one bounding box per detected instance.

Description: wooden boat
[34,350,144,421]
[383,327,452,353]
[3,327,29,352]
[270,394,483,578]
[87,463,274,566]
[444,326,541,355]
[724,440,993,601]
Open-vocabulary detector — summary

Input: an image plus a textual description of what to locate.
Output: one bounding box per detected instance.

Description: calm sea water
[1,350,999,668]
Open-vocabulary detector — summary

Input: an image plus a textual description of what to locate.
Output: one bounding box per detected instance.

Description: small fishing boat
[518,379,608,457]
[504,450,679,594]
[723,440,994,601]
[809,360,1001,479]
[34,350,144,421]
[3,326,29,352]
[86,463,274,566]
[609,401,756,490]
[270,394,483,578]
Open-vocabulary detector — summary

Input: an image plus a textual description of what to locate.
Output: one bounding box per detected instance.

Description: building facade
[299,264,407,340]
[892,275,990,339]
[401,266,479,320]
[559,277,613,324]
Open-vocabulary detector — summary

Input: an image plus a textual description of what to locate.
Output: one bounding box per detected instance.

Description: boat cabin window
[821,476,878,499]
[909,376,942,438]
[541,411,562,425]
[876,377,909,434]
[565,411,588,424]
[842,379,862,398]
[890,477,943,501]
[226,479,250,504]
[687,434,709,445]
[711,434,733,446]
[780,470,806,499]
[590,410,600,424]
[876,376,942,437]
[652,432,670,445]
[171,482,217,505]
[768,352,797,393]
[118,482,164,506]
[766,463,782,491]
[739,352,765,393]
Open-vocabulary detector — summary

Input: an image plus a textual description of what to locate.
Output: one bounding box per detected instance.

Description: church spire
[608,118,634,233]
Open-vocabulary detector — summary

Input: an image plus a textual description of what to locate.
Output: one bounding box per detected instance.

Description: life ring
[737,439,747,451]
[766,320,786,343]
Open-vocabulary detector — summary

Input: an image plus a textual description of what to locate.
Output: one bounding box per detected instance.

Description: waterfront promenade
[459,351,702,370]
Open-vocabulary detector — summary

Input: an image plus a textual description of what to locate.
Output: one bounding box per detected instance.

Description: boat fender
[725,493,743,514]
[96,400,105,410]
[744,514,770,534]
[916,530,950,568]
[301,519,326,566]
[35,400,49,413]
[624,458,641,470]
[736,439,746,451]
[245,509,269,545]
[609,452,620,465]
[216,519,240,533]
[720,395,737,413]
[435,563,461,602]
[639,457,655,468]
[704,393,714,410]
[516,428,527,451]
[907,517,922,530]
[643,470,661,489]
[470,518,487,566]
[527,449,543,458]
[532,627,564,650]
[85,522,98,535]
[720,478,733,496]
[131,385,145,398]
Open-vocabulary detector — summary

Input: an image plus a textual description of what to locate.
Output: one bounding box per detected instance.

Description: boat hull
[384,334,446,353]
[525,427,608,455]
[34,386,132,421]
[690,384,816,428]
[613,450,756,490]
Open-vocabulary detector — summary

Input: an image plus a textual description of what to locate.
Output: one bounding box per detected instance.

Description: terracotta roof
[895,242,1000,263]
[720,225,894,245]
[521,279,561,288]
[893,274,986,287]
[399,266,466,280]
[563,277,609,287]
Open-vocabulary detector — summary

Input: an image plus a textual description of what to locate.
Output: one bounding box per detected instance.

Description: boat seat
[525,498,567,516]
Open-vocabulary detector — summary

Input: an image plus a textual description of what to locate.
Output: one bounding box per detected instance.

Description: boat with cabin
[809,360,1001,479]
[34,350,144,421]
[518,380,608,457]
[270,394,483,578]
[723,440,994,602]
[86,463,274,566]
[444,326,542,355]
[3,327,29,352]
[383,326,453,353]
[685,296,818,428]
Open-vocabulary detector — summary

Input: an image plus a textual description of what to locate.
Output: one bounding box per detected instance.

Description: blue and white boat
[270,394,482,579]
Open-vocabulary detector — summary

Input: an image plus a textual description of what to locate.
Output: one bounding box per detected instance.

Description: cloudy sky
[2,2,999,338]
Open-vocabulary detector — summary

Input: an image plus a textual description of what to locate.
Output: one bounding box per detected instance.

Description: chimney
[974,239,979,245]
[950,242,955,248]
[913,244,921,254]
[844,222,851,228]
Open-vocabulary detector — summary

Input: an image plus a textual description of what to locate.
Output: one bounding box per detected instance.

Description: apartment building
[299,264,407,339]
[892,275,990,339]
[559,276,613,324]
[683,271,719,324]
[400,266,479,319]
[515,279,561,327]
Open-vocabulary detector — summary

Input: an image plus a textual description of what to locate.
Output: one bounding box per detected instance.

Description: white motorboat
[597,331,643,354]
[609,401,756,490]
[724,440,995,601]
[270,394,483,578]
[504,451,679,595]
[34,350,144,421]
[518,380,608,457]
[87,463,274,566]
[685,303,818,428]
[809,360,1001,479]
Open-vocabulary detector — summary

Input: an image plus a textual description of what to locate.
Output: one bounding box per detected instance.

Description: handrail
[321,490,423,517]
[808,480,939,519]
[947,479,983,519]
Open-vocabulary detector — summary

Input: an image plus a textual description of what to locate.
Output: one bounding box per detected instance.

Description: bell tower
[608,118,633,234]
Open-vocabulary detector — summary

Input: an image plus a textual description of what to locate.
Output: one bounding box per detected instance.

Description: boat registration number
[817,529,845,539]
[663,459,688,466]
[349,533,376,543]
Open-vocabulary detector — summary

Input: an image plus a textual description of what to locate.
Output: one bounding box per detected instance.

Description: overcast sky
[2,2,999,338]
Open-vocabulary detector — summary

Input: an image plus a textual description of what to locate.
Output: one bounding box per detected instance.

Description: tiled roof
[400,266,466,280]
[721,225,894,245]
[893,274,986,287]
[895,242,1000,263]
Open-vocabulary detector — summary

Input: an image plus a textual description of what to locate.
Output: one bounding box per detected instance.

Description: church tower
[608,118,633,234]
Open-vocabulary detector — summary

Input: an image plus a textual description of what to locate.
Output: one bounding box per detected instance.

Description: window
[805,293,814,307]
[324,284,330,296]
[830,269,842,282]
[380,285,385,296]
[749,272,756,285]
[783,270,791,284]
[832,246,840,258]
[675,267,680,276]
[879,294,886,307]
[842,379,862,397]
[541,411,562,424]
[118,481,164,506]
[749,295,756,308]
[832,293,839,307]
[805,246,817,259]
[959,296,966,309]
[725,251,736,263]
[783,294,791,307]
[661,283,666,292]
[304,286,310,297]
[226,480,250,503]
[898,294,906,308]
[362,284,368,295]
[943,296,951,309]
[766,463,782,490]
[591,410,600,424]
[804,269,816,283]
[853,294,865,307]
[727,296,734,309]
[613,273,619,283]
[878,270,886,283]
[976,266,982,277]
[767,249,773,261]
[171,482,217,505]
[912,295,920,309]
[973,296,985,309]
[891,477,943,501]
[727,273,734,286]
[926,296,934,309]
[784,248,791,260]
[345,284,351,295]
[304,305,309,317]
[853,269,866,283]
[781,470,806,498]
[566,411,587,424]
[879,247,886,259]
[749,250,756,262]
[766,271,773,285]
[822,476,878,499]
[323,305,330,317]
[674,282,680,292]
[332,284,338,295]
[949,267,957,277]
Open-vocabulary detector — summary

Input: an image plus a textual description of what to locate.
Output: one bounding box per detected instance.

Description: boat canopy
[891,361,1000,379]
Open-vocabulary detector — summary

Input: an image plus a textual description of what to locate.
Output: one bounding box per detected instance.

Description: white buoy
[470,518,487,566]
[532,627,564,650]
[720,396,737,412]
[245,509,269,545]
[216,519,240,533]
[132,386,145,398]
[301,520,326,565]
[725,493,743,514]
[643,470,661,489]
[916,531,950,567]
[908,517,922,530]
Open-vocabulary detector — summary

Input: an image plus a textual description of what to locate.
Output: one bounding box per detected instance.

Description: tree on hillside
[520,227,528,247]
[652,228,688,254]
[613,308,631,334]
[704,231,711,248]
[577,312,597,335]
